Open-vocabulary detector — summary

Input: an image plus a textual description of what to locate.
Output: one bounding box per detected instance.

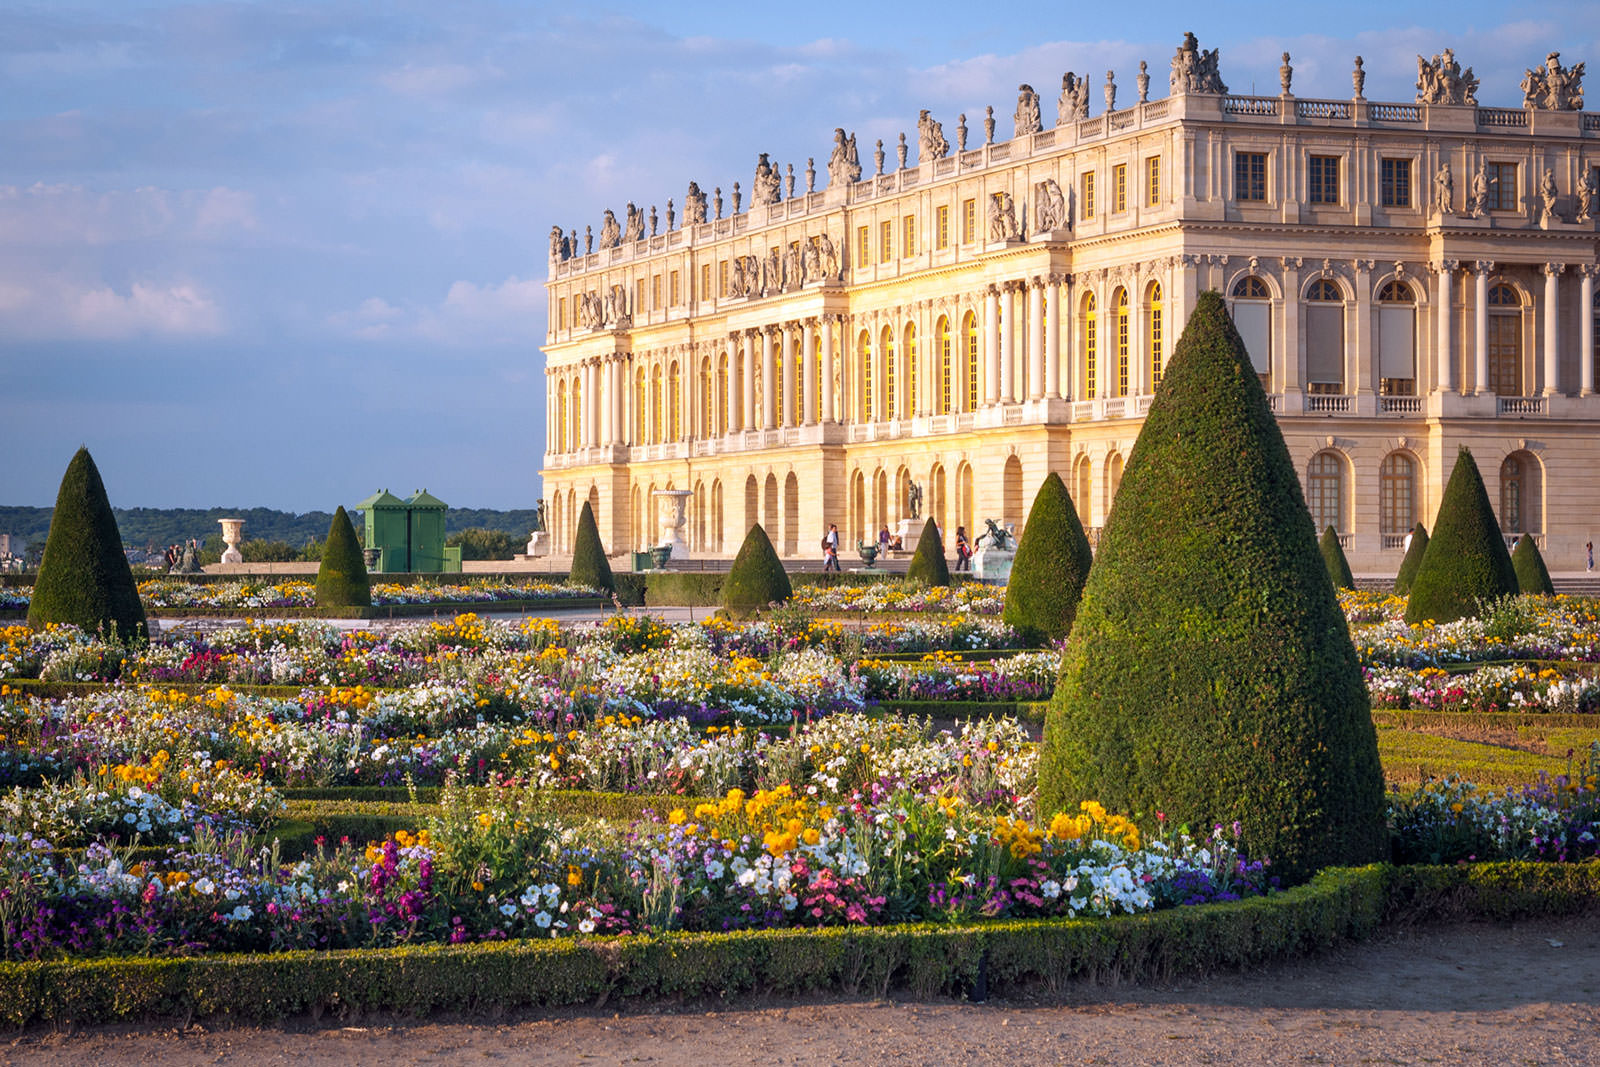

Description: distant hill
[0,505,542,549]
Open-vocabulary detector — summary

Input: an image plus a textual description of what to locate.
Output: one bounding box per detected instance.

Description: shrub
[722,523,791,618]
[314,506,371,608]
[27,447,148,641]
[1003,472,1092,644]
[1393,523,1429,596]
[905,518,950,587]
[1404,448,1517,625]
[1319,526,1355,590]
[1511,535,1554,596]
[568,501,614,594]
[1038,291,1386,884]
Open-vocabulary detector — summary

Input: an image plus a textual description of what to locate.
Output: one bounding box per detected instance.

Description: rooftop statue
[753,153,782,205]
[1521,52,1585,111]
[1170,31,1227,95]
[599,209,621,249]
[548,225,569,262]
[684,182,707,225]
[826,128,862,188]
[1056,72,1091,124]
[1014,84,1042,137]
[1415,48,1478,105]
[917,110,949,161]
[621,202,644,243]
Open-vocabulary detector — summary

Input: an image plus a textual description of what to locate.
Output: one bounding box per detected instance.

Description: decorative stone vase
[650,545,672,570]
[857,542,879,567]
[218,518,244,565]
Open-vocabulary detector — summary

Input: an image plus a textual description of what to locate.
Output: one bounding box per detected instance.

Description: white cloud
[0,182,257,246]
[0,274,225,340]
[379,62,500,97]
[331,276,544,346]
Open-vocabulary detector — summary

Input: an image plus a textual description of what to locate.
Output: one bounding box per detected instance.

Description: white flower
[534,910,552,928]
[578,918,596,933]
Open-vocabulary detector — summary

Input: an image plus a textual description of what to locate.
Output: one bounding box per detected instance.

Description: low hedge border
[281,788,710,824]
[875,700,1022,721]
[4,862,1594,1027]
[1372,710,1600,731]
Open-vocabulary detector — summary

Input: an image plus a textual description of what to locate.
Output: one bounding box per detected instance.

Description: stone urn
[857,541,879,567]
[653,488,692,560]
[218,518,244,564]
[649,545,672,570]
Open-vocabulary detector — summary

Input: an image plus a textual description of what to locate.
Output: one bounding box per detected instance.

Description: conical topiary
[905,517,950,587]
[1003,472,1093,644]
[28,447,147,641]
[1319,526,1355,590]
[1393,523,1429,595]
[1038,291,1385,884]
[1511,534,1554,596]
[314,505,371,608]
[1404,448,1518,625]
[568,500,614,593]
[722,523,791,618]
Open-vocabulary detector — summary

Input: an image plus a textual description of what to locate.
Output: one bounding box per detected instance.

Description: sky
[3,1,1599,511]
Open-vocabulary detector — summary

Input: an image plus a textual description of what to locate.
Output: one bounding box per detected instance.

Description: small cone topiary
[1393,523,1429,595]
[722,523,791,617]
[568,501,615,594]
[1038,291,1385,884]
[905,517,950,587]
[28,447,147,641]
[315,505,371,608]
[1404,447,1517,625]
[1511,534,1554,596]
[1003,472,1093,644]
[1319,526,1355,590]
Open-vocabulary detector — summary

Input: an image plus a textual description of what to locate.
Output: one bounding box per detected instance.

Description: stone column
[761,327,777,429]
[544,370,555,453]
[1473,262,1492,395]
[1351,261,1373,395]
[1543,263,1564,396]
[1044,276,1062,399]
[739,330,754,429]
[583,360,597,447]
[1435,261,1456,394]
[1581,266,1596,396]
[598,358,612,445]
[801,319,817,423]
[1280,259,1302,395]
[1000,283,1017,403]
[681,351,694,441]
[614,359,627,445]
[822,315,837,423]
[728,334,743,433]
[1029,279,1047,400]
[781,323,797,427]
[984,285,1000,405]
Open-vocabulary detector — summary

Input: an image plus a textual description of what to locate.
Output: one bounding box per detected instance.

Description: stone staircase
[1355,575,1600,596]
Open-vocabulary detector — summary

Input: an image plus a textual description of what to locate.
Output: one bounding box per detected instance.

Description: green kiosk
[356,488,463,573]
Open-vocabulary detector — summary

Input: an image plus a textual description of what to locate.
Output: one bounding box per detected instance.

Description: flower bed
[0,580,608,614]
[1345,592,1600,668]
[1367,664,1600,715]
[791,581,1005,616]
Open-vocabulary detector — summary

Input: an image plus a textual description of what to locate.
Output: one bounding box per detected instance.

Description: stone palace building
[540,35,1599,571]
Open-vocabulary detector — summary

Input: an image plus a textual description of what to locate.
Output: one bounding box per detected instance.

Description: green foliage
[1510,535,1554,596]
[1393,523,1429,595]
[446,527,522,561]
[314,506,371,608]
[1319,526,1355,590]
[905,518,950,587]
[1003,473,1092,644]
[1404,448,1518,625]
[27,448,147,641]
[1038,291,1386,884]
[642,571,724,606]
[241,540,300,563]
[722,523,792,617]
[568,501,615,593]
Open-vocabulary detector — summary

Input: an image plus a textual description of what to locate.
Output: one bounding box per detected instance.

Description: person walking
[1587,540,1594,573]
[954,525,971,572]
[822,523,841,572]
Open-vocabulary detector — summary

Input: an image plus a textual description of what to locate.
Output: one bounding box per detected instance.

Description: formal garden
[1,295,1596,1026]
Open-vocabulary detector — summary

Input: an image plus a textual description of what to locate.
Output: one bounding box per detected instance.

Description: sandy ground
[5,916,1597,1066]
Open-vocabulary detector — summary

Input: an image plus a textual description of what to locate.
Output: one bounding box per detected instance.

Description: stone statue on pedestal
[826,128,862,188]
[1416,48,1478,105]
[1014,84,1042,137]
[1521,52,1585,110]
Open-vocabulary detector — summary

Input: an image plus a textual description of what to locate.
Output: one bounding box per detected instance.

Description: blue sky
[4,1,1598,510]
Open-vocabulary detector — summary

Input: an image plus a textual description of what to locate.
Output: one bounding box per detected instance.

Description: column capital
[985,283,1001,298]
[1473,259,1496,275]
[1206,253,1229,267]
[1352,258,1375,273]
[1431,259,1460,274]
[803,315,820,328]
[762,323,782,338]
[1544,262,1567,276]
[1279,255,1303,271]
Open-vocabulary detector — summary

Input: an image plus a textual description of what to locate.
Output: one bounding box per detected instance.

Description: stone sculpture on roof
[549,225,568,262]
[827,129,862,188]
[917,110,949,161]
[1014,84,1042,137]
[622,202,644,243]
[598,209,621,249]
[753,153,782,205]
[1521,52,1585,111]
[1170,32,1227,95]
[684,182,707,225]
[1057,72,1091,124]
[1415,49,1478,105]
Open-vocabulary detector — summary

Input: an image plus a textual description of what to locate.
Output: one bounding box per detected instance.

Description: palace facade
[540,37,1600,571]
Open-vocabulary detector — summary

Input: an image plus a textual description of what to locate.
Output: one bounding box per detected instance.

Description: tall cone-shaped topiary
[1404,448,1517,625]
[1003,472,1093,644]
[1039,291,1385,884]
[568,500,614,594]
[1511,534,1554,596]
[28,447,147,641]
[1319,526,1355,590]
[722,523,791,618]
[906,517,950,587]
[1393,523,1429,596]
[315,505,371,608]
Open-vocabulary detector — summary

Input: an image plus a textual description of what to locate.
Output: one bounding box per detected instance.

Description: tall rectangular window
[902,215,916,258]
[637,279,646,311]
[1235,151,1267,201]
[962,198,976,243]
[651,274,661,309]
[1380,158,1412,207]
[857,225,870,267]
[879,219,893,263]
[1112,163,1127,213]
[718,260,728,296]
[936,204,950,249]
[1308,155,1340,205]
[669,270,680,305]
[1486,162,1518,212]
[700,263,710,301]
[1082,172,1097,218]
[557,297,566,330]
[1145,156,1161,206]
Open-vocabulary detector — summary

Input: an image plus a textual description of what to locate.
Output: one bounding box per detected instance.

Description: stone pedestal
[218,518,244,565]
[894,518,922,553]
[972,547,1015,583]
[654,488,692,560]
[525,531,550,557]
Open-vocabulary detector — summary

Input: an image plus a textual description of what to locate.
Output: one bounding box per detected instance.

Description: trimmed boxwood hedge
[27,447,147,642]
[1002,473,1092,644]
[1393,523,1429,595]
[906,518,951,587]
[1405,448,1517,625]
[568,501,615,595]
[314,506,371,609]
[722,524,791,618]
[1319,526,1355,590]
[1511,535,1554,596]
[1039,291,1386,884]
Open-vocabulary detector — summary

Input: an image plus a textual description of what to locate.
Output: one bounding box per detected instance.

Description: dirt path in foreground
[5,917,1598,1067]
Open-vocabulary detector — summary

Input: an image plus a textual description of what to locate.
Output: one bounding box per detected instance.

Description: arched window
[699,358,712,437]
[963,311,979,411]
[1307,451,1345,534]
[1230,276,1272,383]
[556,380,568,452]
[570,376,583,450]
[903,323,917,418]
[668,362,682,440]
[1080,292,1098,399]
[634,369,646,444]
[1113,288,1130,397]
[929,463,947,533]
[1377,281,1416,395]
[1304,278,1345,394]
[1105,452,1125,509]
[1380,452,1416,536]
[1501,454,1524,533]
[1146,281,1164,389]
[812,330,823,424]
[881,325,897,421]
[716,354,729,435]
[773,344,784,427]
[858,330,874,422]
[936,316,952,415]
[1487,284,1522,396]
[1074,454,1092,525]
[650,365,663,444]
